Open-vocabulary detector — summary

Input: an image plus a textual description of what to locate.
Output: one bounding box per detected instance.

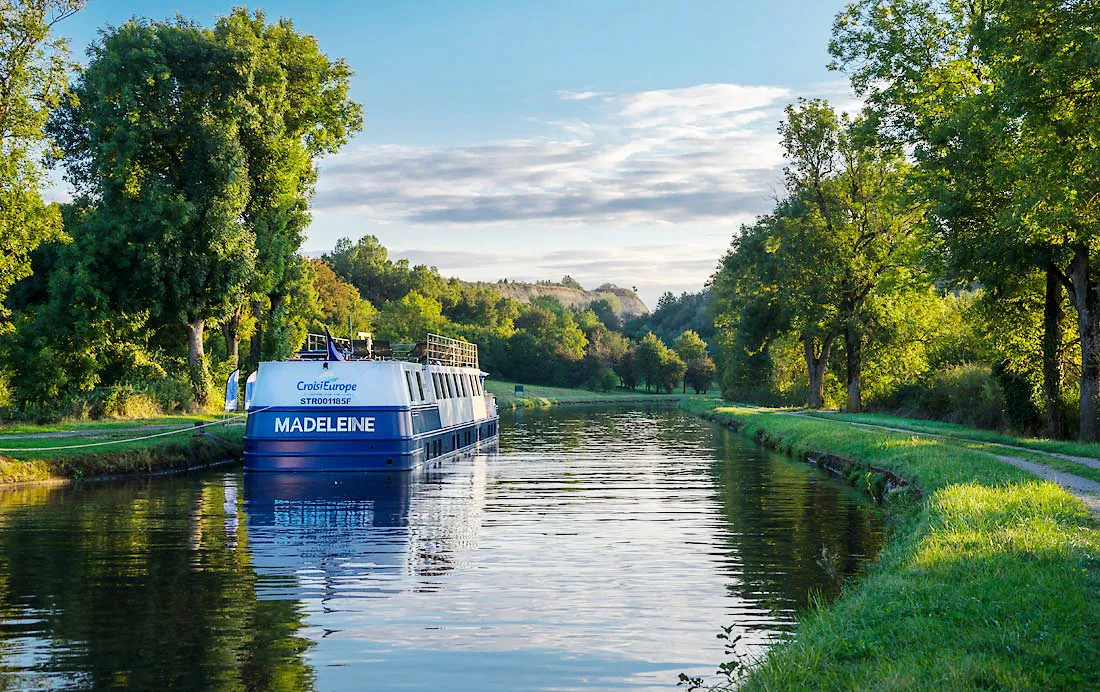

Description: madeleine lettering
[274,416,376,433]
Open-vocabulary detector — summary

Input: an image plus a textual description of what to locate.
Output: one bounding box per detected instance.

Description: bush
[878,364,1006,430]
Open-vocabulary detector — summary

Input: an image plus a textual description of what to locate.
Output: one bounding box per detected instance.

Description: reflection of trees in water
[0,476,315,691]
[707,427,885,610]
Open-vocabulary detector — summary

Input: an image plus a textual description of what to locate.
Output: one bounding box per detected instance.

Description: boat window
[405,371,417,401]
[459,374,468,397]
[433,372,443,398]
[415,371,425,400]
[447,373,456,398]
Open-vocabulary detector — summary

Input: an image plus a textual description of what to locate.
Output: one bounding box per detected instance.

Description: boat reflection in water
[242,449,491,604]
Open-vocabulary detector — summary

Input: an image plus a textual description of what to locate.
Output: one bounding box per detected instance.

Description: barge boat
[244,332,499,471]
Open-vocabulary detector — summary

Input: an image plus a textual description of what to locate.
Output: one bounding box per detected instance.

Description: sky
[53,0,857,308]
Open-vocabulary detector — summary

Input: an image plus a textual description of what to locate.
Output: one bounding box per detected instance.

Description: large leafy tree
[0,0,83,331]
[712,100,925,409]
[213,9,362,368]
[50,19,255,404]
[831,0,1097,437]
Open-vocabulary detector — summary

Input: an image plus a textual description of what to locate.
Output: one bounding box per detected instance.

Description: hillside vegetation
[479,280,648,319]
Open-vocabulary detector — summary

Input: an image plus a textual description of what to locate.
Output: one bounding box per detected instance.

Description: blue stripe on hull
[244,411,499,472]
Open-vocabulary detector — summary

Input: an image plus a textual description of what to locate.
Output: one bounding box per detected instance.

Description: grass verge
[485,379,696,409]
[678,400,1100,691]
[804,410,1100,460]
[0,413,221,436]
[0,425,244,484]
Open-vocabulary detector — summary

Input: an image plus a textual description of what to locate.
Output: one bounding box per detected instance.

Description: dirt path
[785,412,1100,516]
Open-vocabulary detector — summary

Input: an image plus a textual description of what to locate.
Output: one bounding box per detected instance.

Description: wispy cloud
[313,81,855,226]
[557,89,607,101]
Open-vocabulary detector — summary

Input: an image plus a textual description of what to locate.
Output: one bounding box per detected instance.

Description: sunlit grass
[805,410,1100,460]
[0,413,222,436]
[0,427,244,483]
[679,400,1100,690]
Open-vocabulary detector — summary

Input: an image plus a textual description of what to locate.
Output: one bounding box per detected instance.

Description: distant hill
[477,281,649,318]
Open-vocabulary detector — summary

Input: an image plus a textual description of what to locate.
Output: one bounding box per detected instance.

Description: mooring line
[0,408,271,453]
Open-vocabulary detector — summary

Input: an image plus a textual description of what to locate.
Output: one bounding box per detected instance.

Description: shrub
[878,364,1006,430]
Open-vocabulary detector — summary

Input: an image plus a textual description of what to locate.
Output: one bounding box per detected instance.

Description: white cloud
[313,82,805,226]
[557,89,606,101]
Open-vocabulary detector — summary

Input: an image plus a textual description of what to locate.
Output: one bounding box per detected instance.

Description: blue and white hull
[244,357,499,472]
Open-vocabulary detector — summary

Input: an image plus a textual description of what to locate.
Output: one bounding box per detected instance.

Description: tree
[310,258,377,338]
[212,9,363,368]
[376,291,445,343]
[50,19,256,404]
[634,332,664,392]
[685,357,716,394]
[614,349,640,390]
[0,0,84,331]
[658,349,686,394]
[560,275,584,290]
[830,0,1095,436]
[778,99,926,411]
[673,330,708,391]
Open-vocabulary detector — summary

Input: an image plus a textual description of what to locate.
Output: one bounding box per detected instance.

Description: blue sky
[55,0,855,308]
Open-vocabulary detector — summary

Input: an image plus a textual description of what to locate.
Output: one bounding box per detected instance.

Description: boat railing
[425,333,479,369]
[297,331,479,369]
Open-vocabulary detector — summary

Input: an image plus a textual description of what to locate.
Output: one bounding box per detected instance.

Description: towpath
[784,411,1100,517]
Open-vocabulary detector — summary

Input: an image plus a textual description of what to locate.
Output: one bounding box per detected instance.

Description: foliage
[0,1,83,331]
[626,290,714,343]
[310,258,376,339]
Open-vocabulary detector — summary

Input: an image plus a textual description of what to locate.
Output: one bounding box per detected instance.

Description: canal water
[0,408,884,691]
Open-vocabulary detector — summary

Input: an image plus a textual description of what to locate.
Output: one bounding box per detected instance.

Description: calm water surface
[0,408,884,690]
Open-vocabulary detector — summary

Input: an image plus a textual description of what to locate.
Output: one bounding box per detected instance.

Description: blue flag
[244,370,257,410]
[324,326,346,361]
[224,369,240,412]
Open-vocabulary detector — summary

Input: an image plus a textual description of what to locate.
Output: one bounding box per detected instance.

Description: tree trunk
[1043,264,1066,439]
[845,324,862,413]
[186,319,210,406]
[1069,246,1099,441]
[250,300,264,368]
[222,305,241,372]
[803,334,835,409]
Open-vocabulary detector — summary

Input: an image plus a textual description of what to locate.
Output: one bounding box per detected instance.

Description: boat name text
[274,416,376,433]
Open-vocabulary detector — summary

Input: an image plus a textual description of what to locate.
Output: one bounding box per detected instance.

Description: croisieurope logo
[297,379,357,393]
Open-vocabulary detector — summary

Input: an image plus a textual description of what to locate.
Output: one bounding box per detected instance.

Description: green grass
[805,410,1100,460]
[485,379,704,409]
[678,400,1100,691]
[0,424,244,484]
[0,413,222,436]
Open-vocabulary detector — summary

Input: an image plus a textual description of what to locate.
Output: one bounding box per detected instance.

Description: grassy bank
[0,423,245,484]
[802,410,1100,460]
[485,379,695,409]
[678,400,1100,690]
[0,413,221,436]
